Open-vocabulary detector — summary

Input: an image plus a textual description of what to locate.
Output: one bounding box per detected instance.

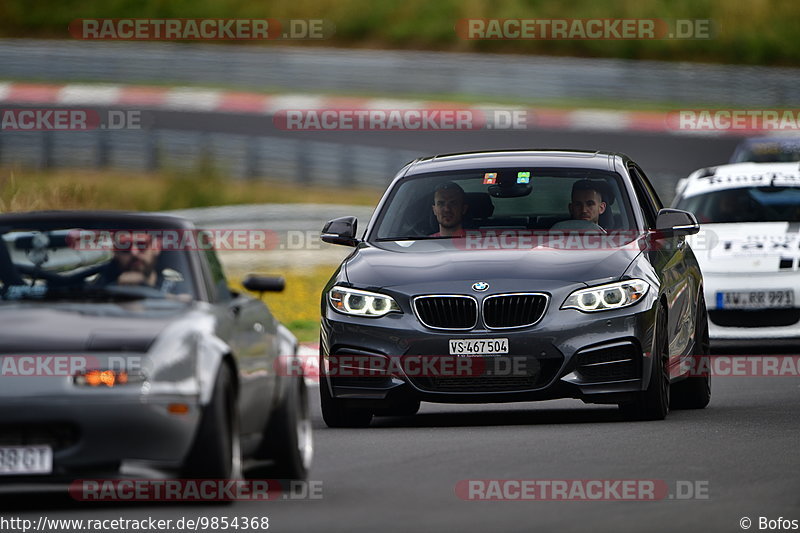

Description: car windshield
[371,168,636,241]
[675,186,800,223]
[732,140,800,163]
[0,224,198,302]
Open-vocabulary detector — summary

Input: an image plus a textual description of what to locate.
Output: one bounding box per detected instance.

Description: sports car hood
[344,239,644,292]
[0,301,190,353]
[692,222,800,273]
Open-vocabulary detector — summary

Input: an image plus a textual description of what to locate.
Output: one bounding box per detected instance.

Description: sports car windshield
[732,141,800,163]
[675,186,800,223]
[0,226,198,302]
[372,168,636,241]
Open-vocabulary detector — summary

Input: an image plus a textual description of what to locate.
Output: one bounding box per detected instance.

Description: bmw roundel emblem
[472,281,490,292]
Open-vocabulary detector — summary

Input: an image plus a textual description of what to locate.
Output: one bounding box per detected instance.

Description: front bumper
[0,392,201,484]
[703,272,800,342]
[321,297,659,407]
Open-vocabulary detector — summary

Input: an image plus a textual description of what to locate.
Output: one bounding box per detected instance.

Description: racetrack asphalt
[1,100,795,533]
[5,373,799,533]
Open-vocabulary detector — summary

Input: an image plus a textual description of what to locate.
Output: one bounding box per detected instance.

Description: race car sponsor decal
[698,223,800,273]
[705,223,800,259]
[719,234,800,255]
[702,169,800,187]
[681,166,800,197]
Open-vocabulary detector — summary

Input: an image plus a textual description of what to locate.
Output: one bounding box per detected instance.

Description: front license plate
[0,446,53,475]
[449,338,509,356]
[717,290,794,310]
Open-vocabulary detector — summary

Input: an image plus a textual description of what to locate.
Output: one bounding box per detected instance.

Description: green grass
[228,266,334,343]
[285,319,321,344]
[0,167,382,213]
[1,0,799,66]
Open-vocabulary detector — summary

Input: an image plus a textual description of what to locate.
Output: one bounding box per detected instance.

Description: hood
[344,239,643,293]
[691,222,800,274]
[0,301,190,353]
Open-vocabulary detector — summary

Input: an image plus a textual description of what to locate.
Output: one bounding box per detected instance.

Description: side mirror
[321,216,359,247]
[654,208,700,238]
[242,275,285,293]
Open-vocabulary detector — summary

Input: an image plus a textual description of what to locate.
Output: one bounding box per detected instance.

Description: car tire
[670,294,711,410]
[182,363,242,479]
[319,360,373,428]
[620,306,670,421]
[262,376,314,480]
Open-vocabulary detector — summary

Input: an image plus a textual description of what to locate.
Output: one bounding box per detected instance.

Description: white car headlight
[561,279,650,312]
[329,286,401,317]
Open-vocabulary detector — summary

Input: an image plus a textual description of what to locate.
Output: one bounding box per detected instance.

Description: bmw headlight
[329,286,401,317]
[561,279,650,312]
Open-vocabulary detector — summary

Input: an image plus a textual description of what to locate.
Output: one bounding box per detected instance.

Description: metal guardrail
[0,126,684,203]
[2,39,800,107]
[0,129,420,187]
[1,39,787,200]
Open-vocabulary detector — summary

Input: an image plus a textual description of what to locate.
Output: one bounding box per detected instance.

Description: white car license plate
[717,290,794,310]
[449,338,509,356]
[0,446,53,475]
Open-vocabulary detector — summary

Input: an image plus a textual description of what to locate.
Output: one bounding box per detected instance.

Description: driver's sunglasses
[115,233,154,252]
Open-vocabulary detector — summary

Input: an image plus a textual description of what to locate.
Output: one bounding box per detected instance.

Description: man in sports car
[0,212,313,488]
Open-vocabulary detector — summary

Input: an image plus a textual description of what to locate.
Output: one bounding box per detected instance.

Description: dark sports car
[319,150,710,427]
[0,211,312,489]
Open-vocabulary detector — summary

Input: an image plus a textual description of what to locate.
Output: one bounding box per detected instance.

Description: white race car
[673,162,800,347]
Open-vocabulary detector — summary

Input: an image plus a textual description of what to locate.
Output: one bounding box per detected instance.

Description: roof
[678,162,800,198]
[404,149,623,175]
[736,135,800,146]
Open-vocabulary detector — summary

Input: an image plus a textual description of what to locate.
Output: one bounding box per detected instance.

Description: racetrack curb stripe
[0,81,703,134]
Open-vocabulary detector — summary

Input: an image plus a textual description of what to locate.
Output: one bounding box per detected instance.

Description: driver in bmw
[568,179,607,226]
[431,182,468,237]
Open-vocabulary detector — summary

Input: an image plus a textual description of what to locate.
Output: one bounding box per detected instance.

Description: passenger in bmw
[431,182,468,237]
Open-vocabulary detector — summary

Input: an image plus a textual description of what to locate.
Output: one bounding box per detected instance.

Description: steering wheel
[549,219,607,233]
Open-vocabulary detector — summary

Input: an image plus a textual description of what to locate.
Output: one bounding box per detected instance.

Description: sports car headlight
[561,279,650,312]
[329,286,401,317]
